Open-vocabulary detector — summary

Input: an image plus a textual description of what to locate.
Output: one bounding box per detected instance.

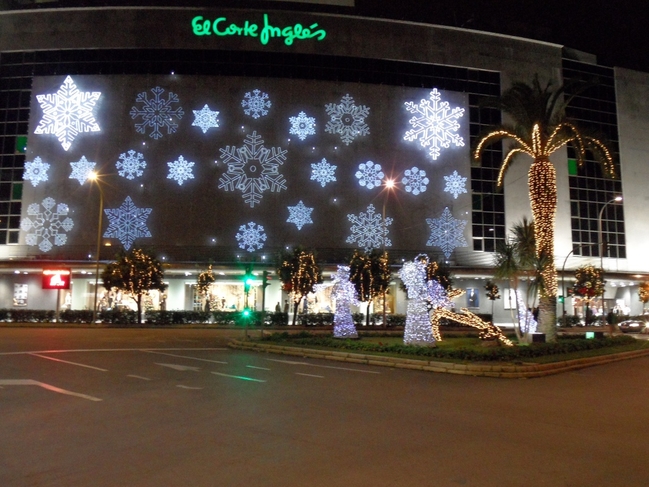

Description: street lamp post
[89,172,105,323]
[382,178,395,328]
[598,196,622,326]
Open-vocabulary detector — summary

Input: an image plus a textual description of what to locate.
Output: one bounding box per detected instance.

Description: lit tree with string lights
[101,248,167,325]
[474,76,615,342]
[572,265,605,325]
[349,249,391,327]
[639,282,649,313]
[196,265,215,311]
[276,247,322,326]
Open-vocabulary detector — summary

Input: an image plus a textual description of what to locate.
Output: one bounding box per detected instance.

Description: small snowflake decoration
[167,155,195,186]
[116,150,146,180]
[404,88,465,160]
[192,104,219,133]
[402,167,429,196]
[69,156,96,185]
[325,94,370,145]
[218,131,287,207]
[236,222,267,252]
[20,197,74,253]
[426,207,468,259]
[288,111,316,140]
[310,158,337,187]
[130,86,184,140]
[444,170,468,199]
[34,75,101,151]
[355,161,384,190]
[287,201,314,230]
[347,203,392,251]
[103,196,152,250]
[242,89,271,119]
[23,157,50,187]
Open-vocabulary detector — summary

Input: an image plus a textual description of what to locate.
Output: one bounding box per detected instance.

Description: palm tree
[474,76,615,342]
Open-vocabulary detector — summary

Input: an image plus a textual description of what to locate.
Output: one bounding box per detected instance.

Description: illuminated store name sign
[42,268,71,290]
[191,13,326,46]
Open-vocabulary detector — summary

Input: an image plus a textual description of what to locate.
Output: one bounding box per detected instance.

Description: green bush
[59,309,94,323]
[2,309,55,322]
[99,308,138,325]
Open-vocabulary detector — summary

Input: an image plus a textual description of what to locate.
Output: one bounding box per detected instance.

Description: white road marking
[265,358,380,374]
[211,372,266,383]
[246,365,271,370]
[29,353,108,372]
[155,363,201,372]
[0,379,102,401]
[0,347,227,356]
[176,385,203,390]
[127,375,151,381]
[142,350,228,364]
[296,373,324,378]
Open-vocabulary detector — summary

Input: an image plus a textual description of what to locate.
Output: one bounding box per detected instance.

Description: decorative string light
[399,256,435,346]
[331,265,359,339]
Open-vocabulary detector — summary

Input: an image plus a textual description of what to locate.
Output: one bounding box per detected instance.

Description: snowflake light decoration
[23,157,50,187]
[347,203,392,251]
[426,207,468,259]
[34,76,101,151]
[130,86,184,140]
[288,111,316,140]
[69,156,96,185]
[167,155,195,186]
[325,94,370,145]
[310,158,337,187]
[331,265,359,339]
[236,222,267,252]
[20,197,74,253]
[355,161,384,190]
[116,150,146,180]
[402,167,429,195]
[444,170,468,199]
[192,104,219,133]
[287,201,314,230]
[218,131,287,207]
[242,89,271,119]
[103,196,152,250]
[404,88,465,160]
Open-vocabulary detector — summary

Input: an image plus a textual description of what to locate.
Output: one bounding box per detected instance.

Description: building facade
[0,5,648,321]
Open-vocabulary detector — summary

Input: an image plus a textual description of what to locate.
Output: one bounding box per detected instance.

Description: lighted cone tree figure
[349,249,391,328]
[101,248,167,325]
[474,76,615,342]
[276,247,322,326]
[571,265,605,325]
[399,255,435,346]
[331,265,360,339]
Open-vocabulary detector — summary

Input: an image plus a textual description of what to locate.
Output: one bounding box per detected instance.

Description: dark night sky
[354,0,649,73]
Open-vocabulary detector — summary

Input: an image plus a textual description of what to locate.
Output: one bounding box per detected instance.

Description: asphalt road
[1,328,649,487]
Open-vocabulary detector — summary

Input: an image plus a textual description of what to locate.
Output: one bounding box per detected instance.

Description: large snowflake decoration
[426,207,468,259]
[34,76,101,151]
[404,88,465,160]
[347,204,392,251]
[310,158,337,187]
[23,157,50,187]
[116,150,146,180]
[236,222,267,252]
[69,156,96,185]
[192,104,219,133]
[103,196,152,250]
[288,111,316,140]
[242,89,271,119]
[287,201,314,230]
[355,161,384,190]
[167,155,195,186]
[402,166,429,195]
[20,197,74,253]
[218,131,287,208]
[325,94,370,145]
[130,86,184,140]
[444,170,468,199]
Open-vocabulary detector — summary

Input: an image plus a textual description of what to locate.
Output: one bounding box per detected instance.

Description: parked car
[618,320,647,333]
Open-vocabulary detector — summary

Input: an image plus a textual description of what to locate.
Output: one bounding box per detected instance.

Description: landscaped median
[228,333,649,378]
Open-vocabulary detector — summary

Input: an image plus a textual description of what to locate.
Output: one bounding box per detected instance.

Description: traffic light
[244,265,253,293]
[558,295,565,304]
[262,270,271,288]
[242,308,251,318]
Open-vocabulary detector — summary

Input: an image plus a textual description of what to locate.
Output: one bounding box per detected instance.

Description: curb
[228,340,649,378]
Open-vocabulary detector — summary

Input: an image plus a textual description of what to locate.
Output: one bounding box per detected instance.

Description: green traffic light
[243,308,251,317]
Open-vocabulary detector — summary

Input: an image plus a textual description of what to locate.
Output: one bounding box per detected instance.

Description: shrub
[3,309,55,322]
[59,309,94,323]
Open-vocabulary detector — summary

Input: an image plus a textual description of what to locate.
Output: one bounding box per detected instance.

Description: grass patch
[260,332,649,364]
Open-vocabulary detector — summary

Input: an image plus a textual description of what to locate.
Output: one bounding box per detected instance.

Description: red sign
[42,268,71,290]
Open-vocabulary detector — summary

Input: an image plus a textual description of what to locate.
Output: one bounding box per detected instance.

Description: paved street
[1,328,649,487]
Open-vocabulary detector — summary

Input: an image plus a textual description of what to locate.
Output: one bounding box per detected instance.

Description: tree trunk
[292,300,299,326]
[529,157,558,342]
[366,301,371,327]
[137,294,142,325]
